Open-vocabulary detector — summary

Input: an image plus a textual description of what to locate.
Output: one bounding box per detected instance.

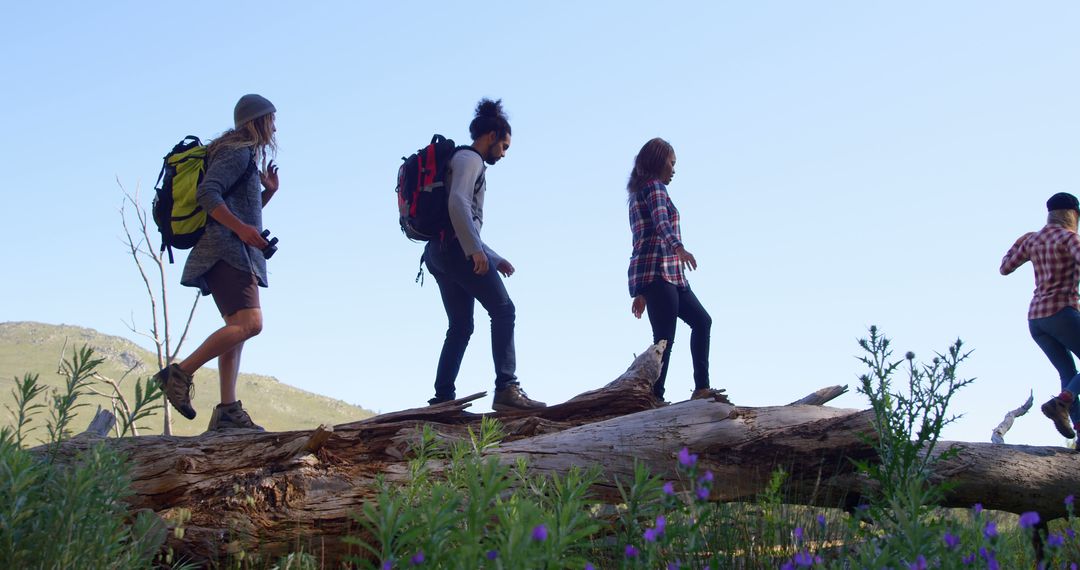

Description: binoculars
[261,229,279,259]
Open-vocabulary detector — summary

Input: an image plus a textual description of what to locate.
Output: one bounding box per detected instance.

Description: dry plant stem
[991,391,1034,444]
[119,180,200,435]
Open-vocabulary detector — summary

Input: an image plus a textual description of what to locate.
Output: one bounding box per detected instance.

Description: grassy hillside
[0,321,375,441]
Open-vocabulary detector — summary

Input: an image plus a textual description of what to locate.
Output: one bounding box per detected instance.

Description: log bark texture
[35,342,1080,565]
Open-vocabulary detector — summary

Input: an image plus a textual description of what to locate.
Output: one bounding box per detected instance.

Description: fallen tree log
[34,342,1080,565]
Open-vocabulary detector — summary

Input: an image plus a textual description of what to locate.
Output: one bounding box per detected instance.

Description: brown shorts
[204,261,260,317]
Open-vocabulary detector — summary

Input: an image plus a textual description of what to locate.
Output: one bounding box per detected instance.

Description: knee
[447,319,475,340]
[490,299,516,323]
[238,314,263,339]
[697,313,713,331]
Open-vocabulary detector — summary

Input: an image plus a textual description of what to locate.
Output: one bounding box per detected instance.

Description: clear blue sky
[3,2,1079,445]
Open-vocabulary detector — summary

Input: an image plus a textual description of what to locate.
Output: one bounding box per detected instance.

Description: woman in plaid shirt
[1001,192,1080,440]
[627,138,726,403]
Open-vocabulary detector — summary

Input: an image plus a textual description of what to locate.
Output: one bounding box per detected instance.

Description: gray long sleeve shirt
[446,149,503,265]
[180,146,267,295]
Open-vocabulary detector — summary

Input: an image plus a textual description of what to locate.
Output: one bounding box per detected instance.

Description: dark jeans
[424,239,517,399]
[643,279,712,398]
[1029,307,1080,425]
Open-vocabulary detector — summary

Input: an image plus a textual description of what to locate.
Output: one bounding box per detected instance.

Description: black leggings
[643,280,712,398]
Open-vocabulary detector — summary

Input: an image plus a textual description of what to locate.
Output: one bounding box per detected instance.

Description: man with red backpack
[421,99,546,411]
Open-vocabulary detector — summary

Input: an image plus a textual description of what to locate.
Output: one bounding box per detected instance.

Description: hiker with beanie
[1001,192,1080,440]
[627,138,727,403]
[423,98,546,411]
[153,94,280,431]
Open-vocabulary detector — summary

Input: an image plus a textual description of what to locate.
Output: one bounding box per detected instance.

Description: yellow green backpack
[152,136,253,262]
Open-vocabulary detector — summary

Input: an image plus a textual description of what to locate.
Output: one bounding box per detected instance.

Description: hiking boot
[1041,397,1076,439]
[153,363,196,420]
[492,385,547,412]
[428,394,455,406]
[206,400,264,432]
[691,388,731,404]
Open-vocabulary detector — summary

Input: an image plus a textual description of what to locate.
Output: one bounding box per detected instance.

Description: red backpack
[396,134,476,241]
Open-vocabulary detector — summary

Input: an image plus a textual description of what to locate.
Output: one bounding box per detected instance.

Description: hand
[471,252,489,275]
[496,259,515,277]
[237,224,269,249]
[675,246,698,271]
[631,295,646,319]
[260,160,279,193]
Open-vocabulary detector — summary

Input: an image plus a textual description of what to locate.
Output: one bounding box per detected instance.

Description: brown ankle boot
[206,400,264,432]
[153,364,196,420]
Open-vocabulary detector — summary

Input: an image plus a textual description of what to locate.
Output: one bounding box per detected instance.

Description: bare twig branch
[991,391,1034,444]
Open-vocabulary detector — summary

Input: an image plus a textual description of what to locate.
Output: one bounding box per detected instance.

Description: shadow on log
[33,341,1080,565]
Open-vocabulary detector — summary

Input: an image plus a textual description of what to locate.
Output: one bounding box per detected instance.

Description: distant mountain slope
[0,321,375,440]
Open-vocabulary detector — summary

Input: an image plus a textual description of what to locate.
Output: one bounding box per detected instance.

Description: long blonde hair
[1048,209,1079,230]
[207,113,277,164]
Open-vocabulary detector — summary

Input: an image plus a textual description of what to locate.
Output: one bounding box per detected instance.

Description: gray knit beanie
[233,94,276,129]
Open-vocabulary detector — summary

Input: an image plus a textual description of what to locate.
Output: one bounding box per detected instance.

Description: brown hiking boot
[492,385,546,412]
[1041,397,1076,439]
[691,388,731,404]
[153,363,196,420]
[206,400,264,432]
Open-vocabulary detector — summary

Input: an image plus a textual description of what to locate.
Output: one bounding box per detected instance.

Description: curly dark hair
[469,98,512,141]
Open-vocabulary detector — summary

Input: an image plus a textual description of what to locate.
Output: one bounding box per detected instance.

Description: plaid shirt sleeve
[644,183,684,252]
[1000,234,1031,275]
[1066,233,1080,266]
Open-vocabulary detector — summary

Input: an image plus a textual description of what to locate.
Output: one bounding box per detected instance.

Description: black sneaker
[1041,397,1076,439]
[428,395,455,406]
[153,363,197,420]
[492,385,546,412]
[206,400,264,432]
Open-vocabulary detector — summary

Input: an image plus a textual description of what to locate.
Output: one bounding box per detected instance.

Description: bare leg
[179,308,263,403]
[217,341,244,404]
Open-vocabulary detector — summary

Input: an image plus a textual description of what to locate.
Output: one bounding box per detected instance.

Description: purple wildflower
[972,503,984,515]
[793,526,804,542]
[817,514,826,528]
[645,528,658,542]
[962,552,976,565]
[980,547,999,570]
[486,550,498,560]
[944,531,960,550]
[792,550,814,567]
[781,563,795,570]
[663,481,676,495]
[585,564,595,570]
[1068,495,1076,507]
[908,555,927,570]
[696,486,710,500]
[678,447,698,467]
[382,561,393,570]
[1068,528,1076,540]
[699,470,714,484]
[655,515,667,533]
[983,521,997,539]
[532,524,548,542]
[667,563,680,570]
[410,551,424,565]
[625,544,639,558]
[1048,533,1065,548]
[1019,511,1041,529]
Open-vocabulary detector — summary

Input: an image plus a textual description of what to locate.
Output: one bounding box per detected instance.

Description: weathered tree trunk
[35,342,1080,565]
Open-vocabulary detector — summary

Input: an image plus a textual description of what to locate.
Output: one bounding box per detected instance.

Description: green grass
[0,321,375,440]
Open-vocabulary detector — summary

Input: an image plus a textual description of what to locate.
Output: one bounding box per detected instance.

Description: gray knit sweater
[180,146,267,295]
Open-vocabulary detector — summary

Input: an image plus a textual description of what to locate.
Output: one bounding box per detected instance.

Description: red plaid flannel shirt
[628,180,686,297]
[1000,224,1080,319]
